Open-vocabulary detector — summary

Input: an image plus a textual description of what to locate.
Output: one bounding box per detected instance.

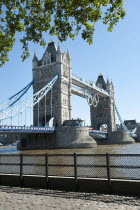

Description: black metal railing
[0,153,140,187]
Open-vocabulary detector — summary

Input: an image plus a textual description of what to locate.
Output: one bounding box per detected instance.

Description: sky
[0,0,140,126]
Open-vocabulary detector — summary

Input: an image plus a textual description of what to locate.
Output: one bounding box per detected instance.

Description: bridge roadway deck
[0,126,107,138]
[89,130,107,139]
[0,126,55,134]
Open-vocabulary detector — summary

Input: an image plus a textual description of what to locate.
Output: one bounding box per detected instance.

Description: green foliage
[0,0,125,67]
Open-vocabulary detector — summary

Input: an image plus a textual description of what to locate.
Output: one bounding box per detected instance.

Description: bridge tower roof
[43,39,57,62]
[96,74,106,90]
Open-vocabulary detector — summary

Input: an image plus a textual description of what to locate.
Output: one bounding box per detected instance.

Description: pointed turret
[57,43,61,54]
[32,52,38,68]
[107,77,109,85]
[67,49,70,59]
[33,52,38,61]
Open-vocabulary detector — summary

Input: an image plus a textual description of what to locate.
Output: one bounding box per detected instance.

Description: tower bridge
[32,40,115,131]
[0,40,135,149]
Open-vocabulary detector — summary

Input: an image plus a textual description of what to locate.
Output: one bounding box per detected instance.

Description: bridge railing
[0,125,55,131]
[0,153,140,188]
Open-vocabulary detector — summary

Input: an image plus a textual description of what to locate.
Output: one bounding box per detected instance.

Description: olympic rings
[85,91,100,107]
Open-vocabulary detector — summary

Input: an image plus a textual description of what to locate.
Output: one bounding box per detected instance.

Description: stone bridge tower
[90,74,116,131]
[32,40,72,127]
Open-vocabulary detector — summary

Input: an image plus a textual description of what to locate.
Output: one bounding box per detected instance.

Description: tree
[0,0,125,67]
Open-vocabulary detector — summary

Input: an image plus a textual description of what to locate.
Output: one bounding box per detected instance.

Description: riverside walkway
[0,186,140,210]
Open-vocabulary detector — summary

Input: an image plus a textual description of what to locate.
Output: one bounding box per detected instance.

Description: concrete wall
[1,174,140,196]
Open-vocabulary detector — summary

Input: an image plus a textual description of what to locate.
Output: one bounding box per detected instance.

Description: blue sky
[0,1,140,126]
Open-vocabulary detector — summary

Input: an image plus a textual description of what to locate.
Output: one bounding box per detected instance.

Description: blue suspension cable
[0,81,34,111]
[115,104,128,131]
[0,75,58,122]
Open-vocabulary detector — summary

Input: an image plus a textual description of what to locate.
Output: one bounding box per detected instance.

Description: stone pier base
[108,131,135,144]
[56,126,97,148]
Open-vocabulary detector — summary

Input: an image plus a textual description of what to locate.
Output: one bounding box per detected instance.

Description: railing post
[74,153,78,191]
[106,153,111,193]
[20,153,23,187]
[45,153,48,189]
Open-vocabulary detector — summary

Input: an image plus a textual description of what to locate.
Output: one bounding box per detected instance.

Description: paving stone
[0,186,140,209]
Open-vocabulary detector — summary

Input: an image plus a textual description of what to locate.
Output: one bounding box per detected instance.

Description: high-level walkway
[72,74,110,97]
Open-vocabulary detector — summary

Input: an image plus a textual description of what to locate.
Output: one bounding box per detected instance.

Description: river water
[0,144,140,179]
[1,143,140,154]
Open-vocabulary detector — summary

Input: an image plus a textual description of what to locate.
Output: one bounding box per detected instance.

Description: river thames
[0,143,140,181]
[1,143,140,154]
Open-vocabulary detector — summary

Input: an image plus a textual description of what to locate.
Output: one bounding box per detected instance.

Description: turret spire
[67,49,70,59]
[107,77,109,85]
[33,52,38,61]
[57,42,61,54]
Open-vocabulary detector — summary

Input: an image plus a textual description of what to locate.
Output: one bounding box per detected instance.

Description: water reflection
[0,146,18,154]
